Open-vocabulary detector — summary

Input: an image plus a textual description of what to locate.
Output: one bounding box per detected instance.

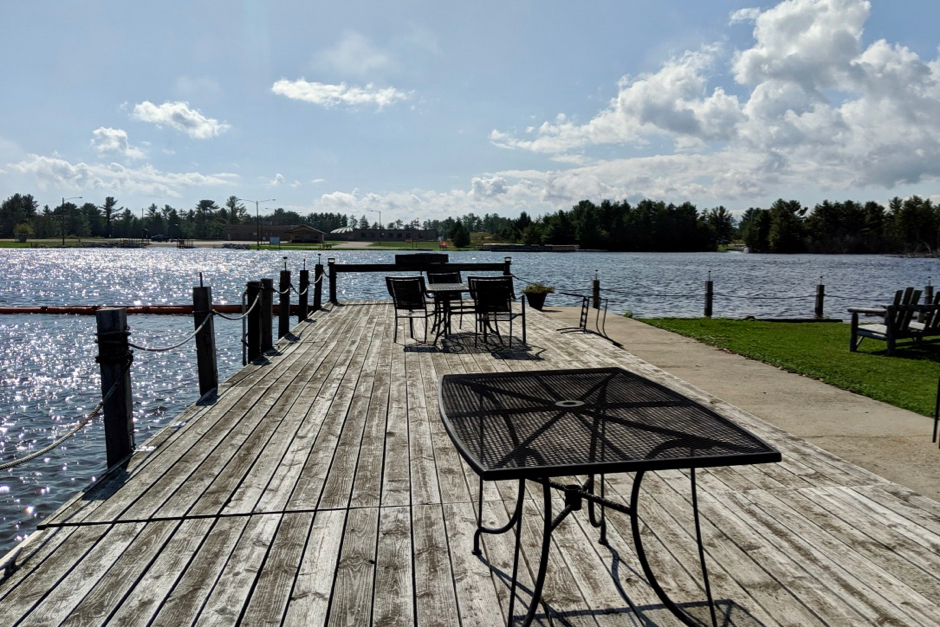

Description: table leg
[587,473,607,545]
[513,479,554,627]
[473,478,525,555]
[629,469,718,627]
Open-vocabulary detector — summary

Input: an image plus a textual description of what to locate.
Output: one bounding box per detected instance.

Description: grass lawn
[643,317,940,417]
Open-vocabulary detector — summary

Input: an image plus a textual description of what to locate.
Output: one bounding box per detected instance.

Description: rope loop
[213,292,261,321]
[128,314,212,352]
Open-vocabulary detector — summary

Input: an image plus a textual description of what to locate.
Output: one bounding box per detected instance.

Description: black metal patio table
[438,367,781,626]
[424,282,469,343]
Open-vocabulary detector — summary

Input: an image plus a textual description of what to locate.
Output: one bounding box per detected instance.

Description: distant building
[225,224,325,243]
[327,227,438,242]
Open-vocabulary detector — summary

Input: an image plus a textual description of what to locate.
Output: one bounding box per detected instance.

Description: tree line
[2,191,937,254]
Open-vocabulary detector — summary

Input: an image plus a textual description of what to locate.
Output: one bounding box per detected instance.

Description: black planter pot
[525,292,547,311]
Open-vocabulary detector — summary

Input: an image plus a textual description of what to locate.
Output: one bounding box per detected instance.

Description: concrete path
[541,306,940,502]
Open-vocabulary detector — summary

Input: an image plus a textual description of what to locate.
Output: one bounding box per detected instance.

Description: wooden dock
[2,301,940,625]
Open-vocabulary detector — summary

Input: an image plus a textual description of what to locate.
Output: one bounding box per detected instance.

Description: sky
[3,0,940,223]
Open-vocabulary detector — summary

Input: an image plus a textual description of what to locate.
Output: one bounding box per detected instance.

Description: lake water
[1,248,937,554]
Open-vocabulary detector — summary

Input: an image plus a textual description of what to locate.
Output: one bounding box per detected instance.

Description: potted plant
[522,282,554,311]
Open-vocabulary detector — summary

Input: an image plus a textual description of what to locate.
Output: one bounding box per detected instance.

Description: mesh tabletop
[425,283,468,293]
[439,367,781,480]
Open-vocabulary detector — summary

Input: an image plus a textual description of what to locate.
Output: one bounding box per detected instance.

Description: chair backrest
[468,276,515,313]
[887,287,922,331]
[386,276,427,310]
[918,291,940,331]
[427,271,462,284]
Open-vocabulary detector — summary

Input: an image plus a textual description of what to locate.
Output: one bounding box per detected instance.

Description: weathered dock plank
[3,300,940,626]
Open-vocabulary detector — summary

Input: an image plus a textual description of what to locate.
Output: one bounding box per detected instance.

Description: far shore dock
[2,302,939,625]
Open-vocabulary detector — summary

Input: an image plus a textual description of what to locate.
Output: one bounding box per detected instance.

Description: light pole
[60,196,82,245]
[368,209,382,243]
[237,198,275,250]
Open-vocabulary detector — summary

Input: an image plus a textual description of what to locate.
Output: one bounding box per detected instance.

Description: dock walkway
[2,302,940,625]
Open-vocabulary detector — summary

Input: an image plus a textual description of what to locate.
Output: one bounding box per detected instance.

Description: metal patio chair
[468,275,526,347]
[385,275,433,344]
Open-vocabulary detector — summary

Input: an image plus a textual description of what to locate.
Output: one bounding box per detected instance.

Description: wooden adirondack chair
[849,287,922,355]
[910,290,940,343]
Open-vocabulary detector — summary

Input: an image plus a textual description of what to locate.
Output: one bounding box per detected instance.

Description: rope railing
[128,313,213,352]
[713,292,816,301]
[212,291,261,321]
[0,361,132,471]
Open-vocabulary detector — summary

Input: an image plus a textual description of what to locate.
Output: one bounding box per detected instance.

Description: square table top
[425,282,469,293]
[439,367,781,481]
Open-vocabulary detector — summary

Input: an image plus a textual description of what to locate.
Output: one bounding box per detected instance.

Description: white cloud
[90,127,146,160]
[319,32,391,77]
[131,101,230,138]
[489,0,940,204]
[470,176,508,200]
[10,154,236,198]
[272,79,409,110]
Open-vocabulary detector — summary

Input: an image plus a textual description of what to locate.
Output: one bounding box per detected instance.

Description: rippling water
[0,248,936,554]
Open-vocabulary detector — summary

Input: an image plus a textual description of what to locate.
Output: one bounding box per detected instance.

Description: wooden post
[503,256,512,275]
[314,263,324,311]
[192,284,218,396]
[328,258,338,305]
[95,308,134,467]
[261,277,274,352]
[704,279,714,318]
[926,279,934,304]
[298,267,309,321]
[815,282,825,319]
[279,267,291,339]
[246,281,262,362]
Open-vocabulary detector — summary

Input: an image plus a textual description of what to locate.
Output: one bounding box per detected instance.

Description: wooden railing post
[298,265,309,321]
[192,283,218,397]
[246,281,262,362]
[95,307,134,467]
[261,277,274,352]
[704,277,714,318]
[279,263,291,339]
[503,256,512,276]
[328,258,338,305]
[314,263,324,311]
[926,278,934,304]
[592,277,601,310]
[815,281,825,319]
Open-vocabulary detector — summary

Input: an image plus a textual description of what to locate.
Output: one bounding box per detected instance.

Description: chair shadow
[437,333,545,359]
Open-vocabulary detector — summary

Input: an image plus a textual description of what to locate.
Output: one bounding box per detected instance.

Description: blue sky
[2,0,940,223]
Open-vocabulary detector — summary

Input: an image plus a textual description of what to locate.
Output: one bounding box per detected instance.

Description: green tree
[0,194,39,238]
[450,219,471,247]
[740,208,771,252]
[100,197,119,238]
[767,199,806,253]
[223,196,248,224]
[705,206,735,245]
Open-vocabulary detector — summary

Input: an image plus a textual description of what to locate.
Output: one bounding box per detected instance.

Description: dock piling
[246,281,262,362]
[298,266,309,321]
[314,262,324,311]
[261,278,274,353]
[95,307,135,467]
[192,285,218,396]
[279,266,291,339]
